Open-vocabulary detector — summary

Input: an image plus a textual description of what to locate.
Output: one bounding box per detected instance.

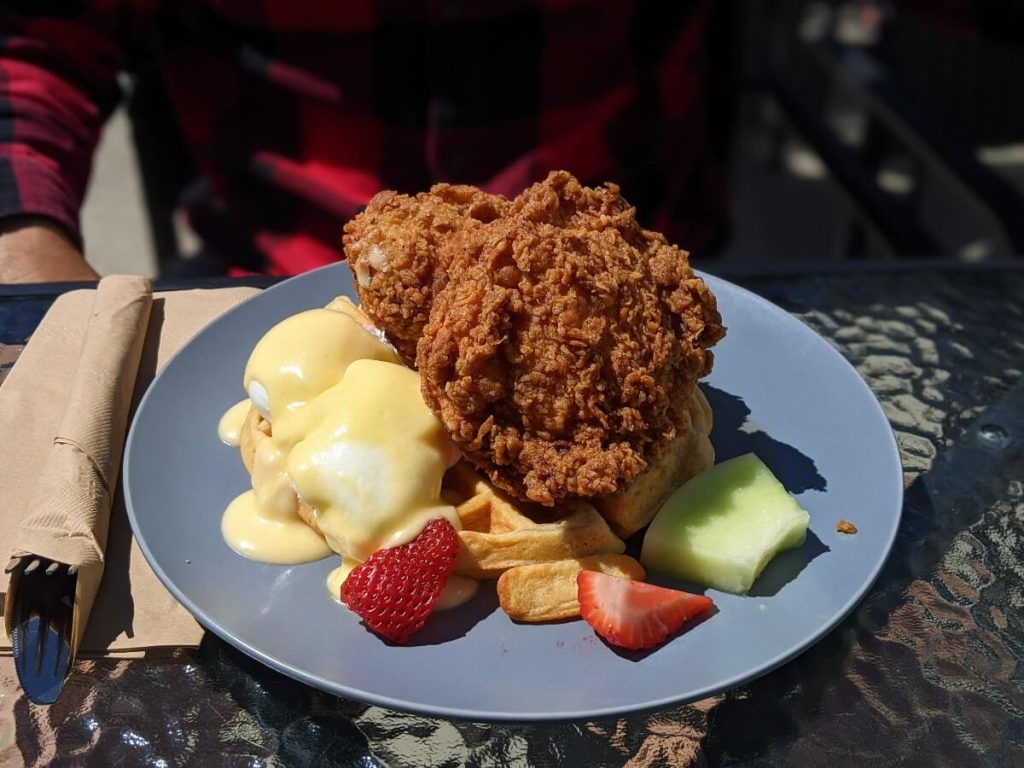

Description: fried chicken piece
[416,171,725,505]
[342,184,507,363]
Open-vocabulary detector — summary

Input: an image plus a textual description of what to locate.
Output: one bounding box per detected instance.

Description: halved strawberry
[341,518,459,644]
[577,571,714,651]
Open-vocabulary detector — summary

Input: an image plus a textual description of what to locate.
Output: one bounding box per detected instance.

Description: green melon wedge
[640,453,810,594]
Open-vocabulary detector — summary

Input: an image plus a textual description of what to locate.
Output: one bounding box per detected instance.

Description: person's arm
[0,218,98,283]
[0,4,156,283]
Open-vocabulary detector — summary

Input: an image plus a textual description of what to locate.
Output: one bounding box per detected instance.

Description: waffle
[594,385,715,538]
[442,462,626,580]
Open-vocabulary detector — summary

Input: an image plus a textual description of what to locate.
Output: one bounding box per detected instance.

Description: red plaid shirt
[0,1,726,276]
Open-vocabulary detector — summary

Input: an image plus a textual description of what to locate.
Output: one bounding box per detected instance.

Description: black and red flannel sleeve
[0,2,157,249]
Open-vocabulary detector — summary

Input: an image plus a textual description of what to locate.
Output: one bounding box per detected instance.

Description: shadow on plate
[747,528,830,598]
[406,584,499,647]
[703,385,826,494]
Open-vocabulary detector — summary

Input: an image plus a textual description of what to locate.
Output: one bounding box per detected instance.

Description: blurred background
[81,0,1024,278]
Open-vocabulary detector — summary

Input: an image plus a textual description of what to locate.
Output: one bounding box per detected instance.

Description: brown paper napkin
[0,279,260,657]
[6,276,153,657]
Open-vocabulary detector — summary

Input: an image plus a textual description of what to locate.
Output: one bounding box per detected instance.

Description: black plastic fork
[6,556,77,704]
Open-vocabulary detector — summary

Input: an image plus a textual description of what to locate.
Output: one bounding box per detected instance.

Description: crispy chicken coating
[343,184,507,363]
[343,171,723,504]
[415,171,724,504]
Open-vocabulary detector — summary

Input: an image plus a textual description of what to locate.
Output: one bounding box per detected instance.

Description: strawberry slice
[341,518,459,644]
[577,571,714,651]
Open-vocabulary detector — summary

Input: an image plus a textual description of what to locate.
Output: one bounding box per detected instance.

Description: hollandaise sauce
[217,399,251,446]
[220,305,468,608]
[435,575,479,610]
[326,560,358,600]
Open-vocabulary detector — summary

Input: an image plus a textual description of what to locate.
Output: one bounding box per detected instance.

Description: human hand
[0,217,99,283]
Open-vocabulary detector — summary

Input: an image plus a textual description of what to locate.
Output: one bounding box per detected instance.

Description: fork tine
[5,556,22,574]
[23,559,41,576]
[53,587,71,678]
[33,579,50,678]
[44,561,60,576]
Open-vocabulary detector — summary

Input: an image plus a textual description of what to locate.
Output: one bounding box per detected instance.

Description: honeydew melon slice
[640,453,810,594]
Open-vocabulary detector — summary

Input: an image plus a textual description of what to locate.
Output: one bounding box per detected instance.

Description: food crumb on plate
[836,519,858,535]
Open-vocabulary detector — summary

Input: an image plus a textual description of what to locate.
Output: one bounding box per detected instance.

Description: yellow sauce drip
[326,559,358,602]
[217,399,250,446]
[221,491,332,564]
[435,575,479,611]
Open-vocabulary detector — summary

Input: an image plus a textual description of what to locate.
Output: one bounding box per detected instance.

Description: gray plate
[124,263,902,722]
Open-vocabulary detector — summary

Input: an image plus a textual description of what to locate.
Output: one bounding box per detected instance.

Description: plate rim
[124,262,904,722]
